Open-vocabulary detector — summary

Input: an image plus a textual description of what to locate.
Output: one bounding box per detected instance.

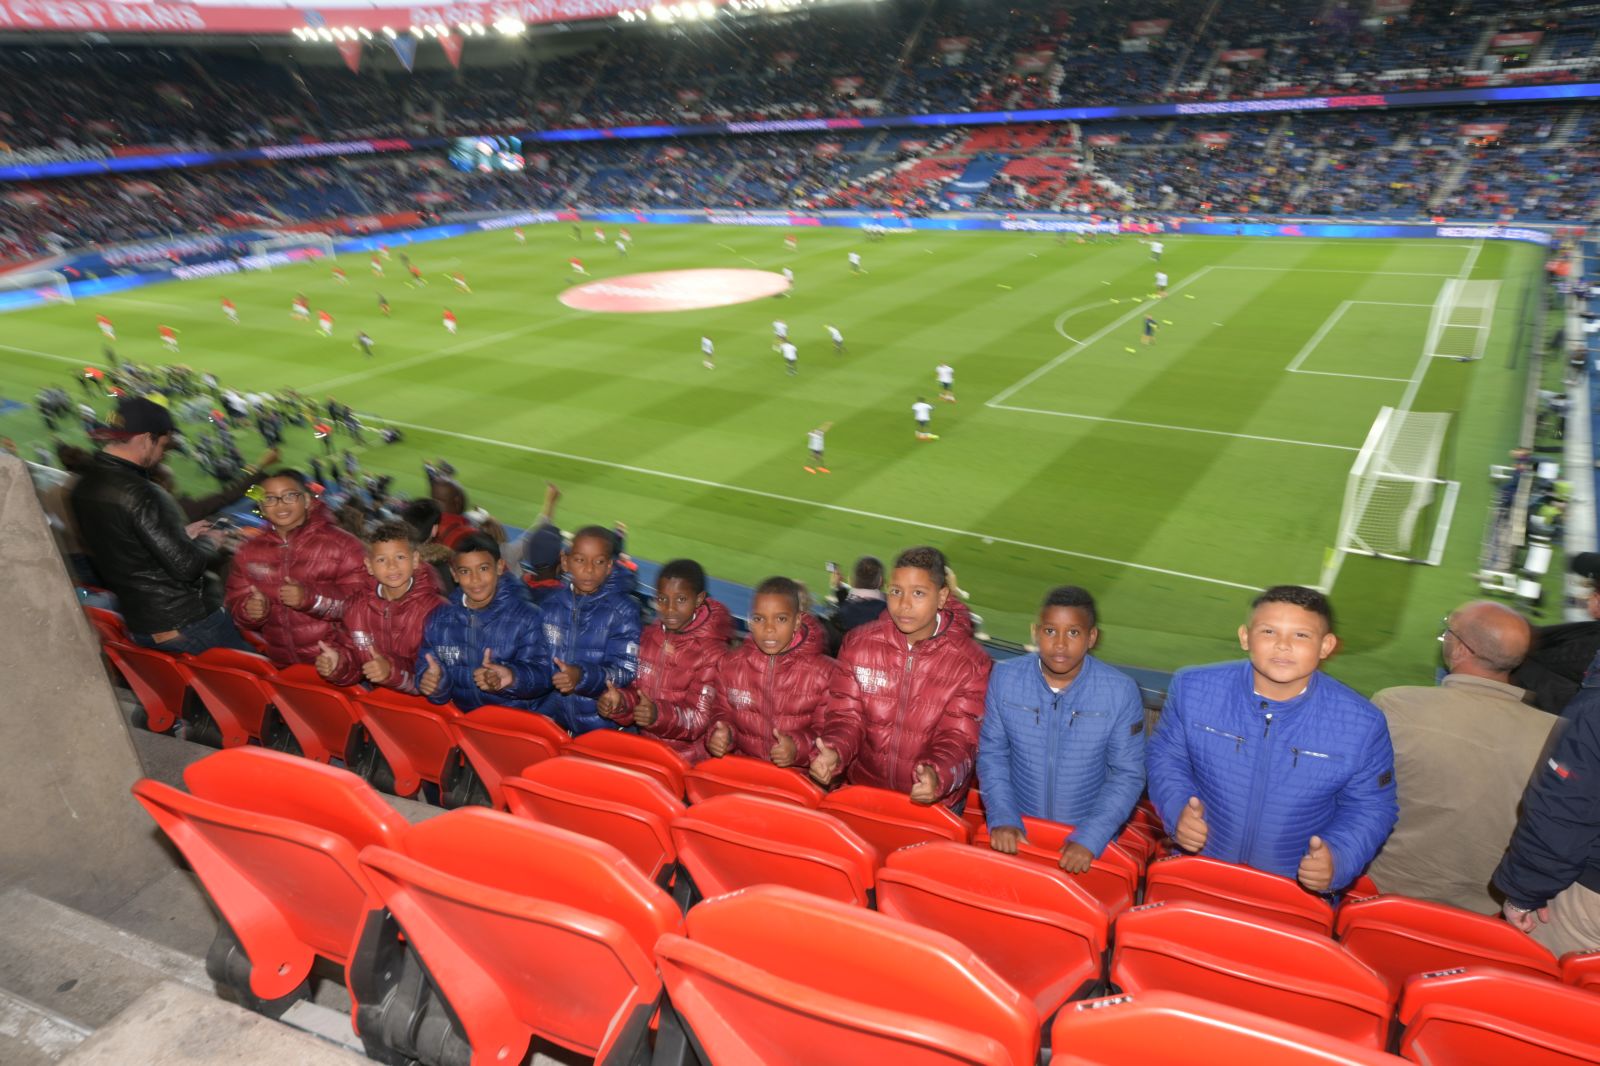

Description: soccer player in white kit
[849,251,863,274]
[913,397,937,440]
[701,335,715,370]
[936,362,955,402]
[772,319,788,347]
[1150,239,1164,261]
[1155,270,1168,296]
[805,422,832,474]
[827,324,845,354]
[615,239,628,257]
[780,266,793,296]
[780,341,798,375]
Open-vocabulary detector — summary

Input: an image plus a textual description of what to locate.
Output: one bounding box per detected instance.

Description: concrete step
[0,986,91,1065]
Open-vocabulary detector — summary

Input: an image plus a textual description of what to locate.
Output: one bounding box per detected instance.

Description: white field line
[989,404,1360,451]
[0,342,81,366]
[1286,299,1433,378]
[1294,370,1412,382]
[1213,266,1460,277]
[305,323,544,392]
[97,295,193,313]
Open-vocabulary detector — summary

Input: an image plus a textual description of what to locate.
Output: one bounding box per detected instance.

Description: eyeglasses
[1437,617,1477,658]
[261,492,305,506]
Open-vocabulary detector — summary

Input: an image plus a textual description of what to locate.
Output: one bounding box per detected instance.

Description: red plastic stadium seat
[654,884,1040,1066]
[131,749,408,1004]
[1052,991,1406,1065]
[1112,901,1394,1048]
[684,755,825,807]
[84,605,130,644]
[1345,874,1380,900]
[263,664,364,764]
[102,640,191,733]
[1563,951,1600,993]
[818,784,972,856]
[670,793,881,906]
[877,840,1108,1018]
[972,816,1140,915]
[351,687,463,799]
[1397,967,1600,1065]
[354,808,680,1065]
[1144,855,1336,935]
[503,756,685,883]
[182,648,276,748]
[564,729,690,797]
[448,705,567,808]
[1335,895,1561,991]
[963,788,988,836]
[1113,823,1157,868]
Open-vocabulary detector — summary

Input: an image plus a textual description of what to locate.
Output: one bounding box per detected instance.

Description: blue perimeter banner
[3,81,1598,182]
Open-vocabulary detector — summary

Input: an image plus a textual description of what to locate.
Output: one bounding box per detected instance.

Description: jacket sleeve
[1495,705,1600,910]
[1066,679,1148,857]
[924,656,990,803]
[133,487,214,585]
[819,654,866,769]
[321,631,363,687]
[303,533,368,621]
[224,551,267,631]
[576,600,641,697]
[1146,672,1198,836]
[501,612,554,702]
[649,644,722,744]
[976,672,1023,832]
[1318,713,1399,892]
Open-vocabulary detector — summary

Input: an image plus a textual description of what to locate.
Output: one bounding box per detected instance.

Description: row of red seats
[134,747,1600,1065]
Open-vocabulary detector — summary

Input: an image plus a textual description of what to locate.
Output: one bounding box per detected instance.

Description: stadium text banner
[0,0,660,34]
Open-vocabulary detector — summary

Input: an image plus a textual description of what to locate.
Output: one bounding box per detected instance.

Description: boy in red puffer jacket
[810,546,991,809]
[314,521,446,694]
[599,558,734,763]
[705,576,846,772]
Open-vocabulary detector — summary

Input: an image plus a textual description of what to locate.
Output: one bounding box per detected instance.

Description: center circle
[559,268,791,313]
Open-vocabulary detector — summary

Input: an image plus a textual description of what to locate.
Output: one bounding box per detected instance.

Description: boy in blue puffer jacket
[1147,585,1397,894]
[978,586,1146,873]
[535,525,642,734]
[416,533,552,712]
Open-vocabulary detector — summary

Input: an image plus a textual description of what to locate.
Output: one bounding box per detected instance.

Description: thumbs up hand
[1175,796,1209,853]
[632,689,657,728]
[909,763,940,806]
[474,647,514,693]
[361,651,393,685]
[596,681,624,717]
[279,577,307,610]
[313,640,340,678]
[552,657,581,694]
[1298,835,1335,893]
[706,721,732,758]
[769,728,798,768]
[809,737,842,785]
[243,585,268,622]
[418,652,443,697]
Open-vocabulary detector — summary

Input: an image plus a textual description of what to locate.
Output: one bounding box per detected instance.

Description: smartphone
[825,561,838,574]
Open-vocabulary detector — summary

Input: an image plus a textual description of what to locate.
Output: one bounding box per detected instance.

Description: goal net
[1425,279,1498,362]
[245,232,336,270]
[0,269,72,312]
[1334,406,1458,564]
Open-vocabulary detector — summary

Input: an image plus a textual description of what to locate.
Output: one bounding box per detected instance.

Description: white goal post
[1333,406,1460,566]
[0,268,73,308]
[1426,279,1499,362]
[246,232,336,269]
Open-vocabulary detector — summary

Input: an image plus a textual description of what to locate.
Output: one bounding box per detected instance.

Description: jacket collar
[1439,673,1532,702]
[1239,659,1320,713]
[1034,652,1101,695]
[93,451,151,479]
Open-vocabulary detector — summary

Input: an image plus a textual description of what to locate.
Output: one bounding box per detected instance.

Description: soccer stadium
[1,0,1599,1062]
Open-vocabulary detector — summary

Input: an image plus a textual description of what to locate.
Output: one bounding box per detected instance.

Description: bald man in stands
[1367,602,1556,913]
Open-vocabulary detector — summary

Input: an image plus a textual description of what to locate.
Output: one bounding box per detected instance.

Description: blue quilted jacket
[977,654,1146,856]
[533,576,642,734]
[416,574,552,712]
[1146,660,1398,890]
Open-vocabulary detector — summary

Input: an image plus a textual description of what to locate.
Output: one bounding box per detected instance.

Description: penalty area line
[377,416,1262,592]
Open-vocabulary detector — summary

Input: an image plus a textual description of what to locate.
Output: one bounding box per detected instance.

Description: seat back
[655,884,1039,1066]
[352,688,463,798]
[358,809,679,1061]
[449,705,567,808]
[1562,950,1600,993]
[1051,991,1403,1065]
[564,729,690,797]
[102,640,191,732]
[504,756,685,882]
[265,664,363,763]
[84,605,131,644]
[1112,902,1393,1048]
[1144,855,1335,935]
[685,755,825,807]
[133,749,406,998]
[1397,967,1600,1066]
[1335,895,1561,990]
[670,793,880,906]
[818,785,972,856]
[182,651,276,747]
[877,841,1107,1016]
[972,816,1139,915]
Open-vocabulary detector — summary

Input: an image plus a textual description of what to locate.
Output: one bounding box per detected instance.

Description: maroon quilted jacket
[820,599,992,806]
[224,506,369,668]
[711,614,847,765]
[324,574,447,694]
[612,597,735,763]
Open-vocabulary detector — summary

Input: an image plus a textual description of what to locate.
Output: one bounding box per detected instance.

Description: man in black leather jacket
[70,398,256,655]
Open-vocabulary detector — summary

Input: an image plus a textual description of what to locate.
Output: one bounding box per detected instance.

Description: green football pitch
[0,223,1545,695]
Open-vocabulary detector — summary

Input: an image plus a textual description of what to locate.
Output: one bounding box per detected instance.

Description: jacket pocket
[1289,746,1348,775]
[1195,722,1247,753]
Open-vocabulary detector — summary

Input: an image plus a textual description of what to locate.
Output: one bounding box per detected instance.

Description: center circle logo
[560,268,791,313]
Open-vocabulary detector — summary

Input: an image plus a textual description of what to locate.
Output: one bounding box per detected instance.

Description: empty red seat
[972,815,1140,914]
[84,605,130,644]
[131,748,408,1010]
[351,687,463,799]
[654,883,1040,1065]
[818,784,972,856]
[1397,967,1600,1065]
[262,664,364,764]
[877,840,1108,1018]
[1052,991,1405,1064]
[1144,855,1335,935]
[448,705,567,808]
[1112,901,1393,1048]
[353,808,679,1066]
[503,756,685,883]
[685,755,824,807]
[182,647,276,748]
[102,640,191,733]
[1563,951,1600,993]
[1335,895,1561,991]
[564,729,689,797]
[670,793,880,906]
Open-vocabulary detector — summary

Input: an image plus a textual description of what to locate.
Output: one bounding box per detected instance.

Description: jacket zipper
[1236,705,1274,864]
[889,647,916,789]
[1044,692,1063,816]
[761,651,778,738]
